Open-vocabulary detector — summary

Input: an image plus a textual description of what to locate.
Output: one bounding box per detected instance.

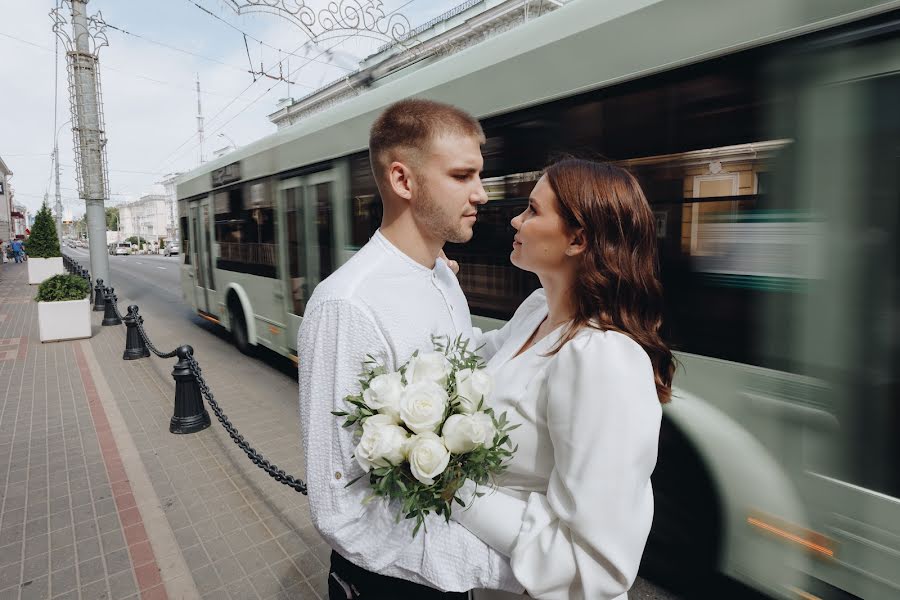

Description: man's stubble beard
[414,180,472,244]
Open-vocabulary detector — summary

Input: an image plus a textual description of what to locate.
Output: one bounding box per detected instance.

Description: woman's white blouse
[459,289,662,600]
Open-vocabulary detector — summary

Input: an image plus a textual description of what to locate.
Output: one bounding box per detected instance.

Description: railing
[65,254,308,495]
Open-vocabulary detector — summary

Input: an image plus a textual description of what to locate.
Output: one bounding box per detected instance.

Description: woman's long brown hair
[545,159,676,403]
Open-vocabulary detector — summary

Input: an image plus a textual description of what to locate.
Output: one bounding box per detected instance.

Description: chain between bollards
[187,355,308,495]
[131,308,178,359]
[112,295,308,494]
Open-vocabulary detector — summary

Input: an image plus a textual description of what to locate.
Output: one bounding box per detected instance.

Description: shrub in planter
[27,204,65,284]
[36,274,90,302]
[36,274,92,342]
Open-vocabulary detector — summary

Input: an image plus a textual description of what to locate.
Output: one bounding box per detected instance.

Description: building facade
[158,173,181,242]
[118,194,170,244]
[0,156,11,242]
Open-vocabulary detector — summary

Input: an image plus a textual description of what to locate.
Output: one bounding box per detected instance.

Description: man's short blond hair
[369,98,485,192]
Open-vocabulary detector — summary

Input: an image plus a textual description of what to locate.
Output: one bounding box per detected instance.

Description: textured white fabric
[454,289,662,600]
[297,230,523,594]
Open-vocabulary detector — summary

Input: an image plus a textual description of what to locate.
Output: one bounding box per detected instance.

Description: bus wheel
[229,302,251,355]
[640,417,721,595]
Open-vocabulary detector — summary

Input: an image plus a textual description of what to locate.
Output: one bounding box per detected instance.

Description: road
[66,246,681,600]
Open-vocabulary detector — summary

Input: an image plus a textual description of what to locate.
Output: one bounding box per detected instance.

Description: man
[298,99,523,599]
[11,239,24,263]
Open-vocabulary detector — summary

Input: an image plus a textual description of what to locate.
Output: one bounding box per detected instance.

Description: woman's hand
[439,249,459,275]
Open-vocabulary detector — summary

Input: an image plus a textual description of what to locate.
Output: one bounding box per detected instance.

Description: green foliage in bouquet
[334,335,519,537]
[35,274,91,303]
[26,203,61,259]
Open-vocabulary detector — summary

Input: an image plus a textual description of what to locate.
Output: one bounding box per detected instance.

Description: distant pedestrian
[1,239,8,264]
[11,239,25,263]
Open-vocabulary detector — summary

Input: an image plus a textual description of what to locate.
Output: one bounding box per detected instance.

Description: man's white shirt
[297,230,523,593]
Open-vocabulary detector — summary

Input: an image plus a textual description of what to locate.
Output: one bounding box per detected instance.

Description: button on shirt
[297,230,522,594]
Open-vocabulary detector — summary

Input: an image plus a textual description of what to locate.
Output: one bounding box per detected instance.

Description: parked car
[164,242,180,257]
[114,242,132,256]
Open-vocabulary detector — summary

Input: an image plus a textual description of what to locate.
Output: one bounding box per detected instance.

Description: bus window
[285,186,308,315]
[180,215,190,265]
[349,152,382,250]
[214,183,277,278]
[314,182,334,281]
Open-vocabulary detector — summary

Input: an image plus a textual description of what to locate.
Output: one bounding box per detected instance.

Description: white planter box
[38,297,91,342]
[28,257,65,285]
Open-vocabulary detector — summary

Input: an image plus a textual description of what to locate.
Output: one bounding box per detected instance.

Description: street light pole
[53,120,71,242]
[54,0,111,284]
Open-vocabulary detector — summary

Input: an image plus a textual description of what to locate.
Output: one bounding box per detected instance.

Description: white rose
[405,352,451,386]
[441,412,496,454]
[355,417,409,472]
[399,381,448,434]
[406,432,451,486]
[362,372,404,422]
[455,368,493,414]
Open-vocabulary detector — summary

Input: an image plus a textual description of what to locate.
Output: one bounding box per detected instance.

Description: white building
[118,194,170,244]
[268,0,567,128]
[11,203,28,238]
[158,173,182,241]
[0,155,11,241]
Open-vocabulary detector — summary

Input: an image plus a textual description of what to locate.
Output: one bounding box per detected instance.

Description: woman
[457,159,675,600]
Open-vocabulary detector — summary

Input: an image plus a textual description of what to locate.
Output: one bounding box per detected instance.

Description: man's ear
[565,228,588,257]
[388,161,413,202]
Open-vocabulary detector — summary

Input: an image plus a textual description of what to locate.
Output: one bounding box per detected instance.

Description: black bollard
[170,346,211,434]
[122,306,150,360]
[93,279,106,312]
[101,287,123,326]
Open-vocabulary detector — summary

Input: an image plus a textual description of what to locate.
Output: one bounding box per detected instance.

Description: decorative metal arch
[50,0,109,55]
[223,0,412,44]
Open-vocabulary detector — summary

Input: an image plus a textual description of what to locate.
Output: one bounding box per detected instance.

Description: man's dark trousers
[329,551,469,599]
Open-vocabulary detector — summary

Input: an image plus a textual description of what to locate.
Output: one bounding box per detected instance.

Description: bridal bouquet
[333,335,517,536]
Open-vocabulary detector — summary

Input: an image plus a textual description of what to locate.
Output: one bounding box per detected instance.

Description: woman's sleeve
[455,332,663,600]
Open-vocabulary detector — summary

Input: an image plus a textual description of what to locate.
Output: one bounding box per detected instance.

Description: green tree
[27,203,61,258]
[105,207,119,231]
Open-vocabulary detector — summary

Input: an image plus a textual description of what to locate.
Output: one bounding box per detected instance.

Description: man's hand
[439,249,460,275]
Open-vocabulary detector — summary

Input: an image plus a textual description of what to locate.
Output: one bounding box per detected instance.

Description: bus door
[189,196,216,315]
[279,167,349,349]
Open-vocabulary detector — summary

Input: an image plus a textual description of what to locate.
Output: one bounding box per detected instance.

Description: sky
[0,0,466,218]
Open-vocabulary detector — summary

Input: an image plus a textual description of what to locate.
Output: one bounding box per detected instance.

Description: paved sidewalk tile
[1,259,333,599]
[0,264,155,599]
[87,283,329,599]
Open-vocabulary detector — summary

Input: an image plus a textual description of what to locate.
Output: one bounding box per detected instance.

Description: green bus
[178,1,900,597]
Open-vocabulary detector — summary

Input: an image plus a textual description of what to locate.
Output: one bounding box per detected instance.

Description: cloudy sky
[1,0,464,218]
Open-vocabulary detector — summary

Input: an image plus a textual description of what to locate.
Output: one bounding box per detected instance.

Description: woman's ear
[566,228,587,257]
[389,161,413,201]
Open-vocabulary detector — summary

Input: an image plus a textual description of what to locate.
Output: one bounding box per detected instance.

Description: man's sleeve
[297,298,523,593]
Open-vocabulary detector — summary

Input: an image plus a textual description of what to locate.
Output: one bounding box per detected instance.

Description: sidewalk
[0,262,329,600]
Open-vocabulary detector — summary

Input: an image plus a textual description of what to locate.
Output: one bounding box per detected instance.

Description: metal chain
[188,356,308,495]
[133,314,178,359]
[109,294,124,321]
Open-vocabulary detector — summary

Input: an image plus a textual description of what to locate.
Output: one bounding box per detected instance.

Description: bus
[177,1,900,597]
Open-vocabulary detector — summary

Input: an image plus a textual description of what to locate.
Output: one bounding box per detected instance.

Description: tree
[26,203,61,258]
[105,207,119,231]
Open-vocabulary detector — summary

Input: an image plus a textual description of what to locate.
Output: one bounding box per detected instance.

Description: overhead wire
[184,0,355,72]
[0,29,236,98]
[165,0,417,172]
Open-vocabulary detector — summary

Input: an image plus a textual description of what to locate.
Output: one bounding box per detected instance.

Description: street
[66,246,681,600]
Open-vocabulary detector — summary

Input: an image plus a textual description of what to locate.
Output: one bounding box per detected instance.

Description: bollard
[93,279,106,312]
[122,306,150,360]
[170,346,211,434]
[101,287,123,326]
